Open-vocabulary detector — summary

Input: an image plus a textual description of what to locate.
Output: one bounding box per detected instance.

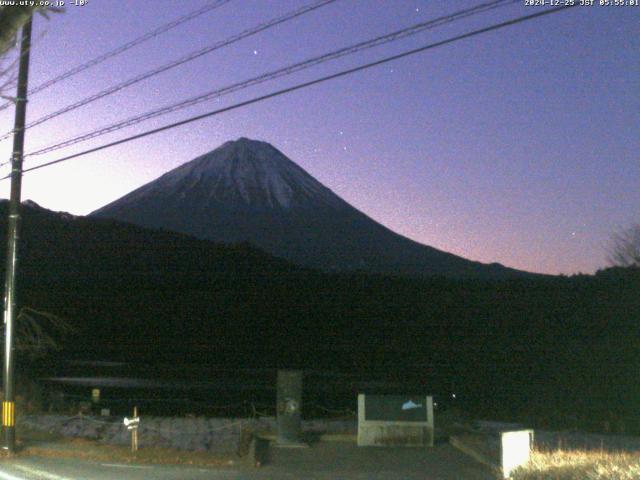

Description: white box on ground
[500,429,533,478]
[357,394,434,447]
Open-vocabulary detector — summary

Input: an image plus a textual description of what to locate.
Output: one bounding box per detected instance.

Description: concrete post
[276,370,303,446]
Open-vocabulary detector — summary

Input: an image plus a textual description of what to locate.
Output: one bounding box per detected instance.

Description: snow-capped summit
[91,138,529,278]
[150,137,341,211]
[112,138,344,213]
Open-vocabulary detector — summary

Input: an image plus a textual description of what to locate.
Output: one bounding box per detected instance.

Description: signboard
[124,416,140,431]
[364,395,429,422]
[501,430,534,478]
[358,394,434,447]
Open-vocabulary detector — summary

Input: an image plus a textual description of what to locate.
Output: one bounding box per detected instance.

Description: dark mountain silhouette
[91,137,533,278]
[6,199,297,282]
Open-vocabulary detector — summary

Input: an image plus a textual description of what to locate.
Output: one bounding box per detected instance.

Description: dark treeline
[2,202,639,432]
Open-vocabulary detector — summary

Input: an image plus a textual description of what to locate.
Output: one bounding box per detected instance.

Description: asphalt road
[0,443,496,479]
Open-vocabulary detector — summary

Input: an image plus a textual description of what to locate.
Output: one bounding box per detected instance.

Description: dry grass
[511,448,640,480]
[20,439,236,467]
[1,428,238,467]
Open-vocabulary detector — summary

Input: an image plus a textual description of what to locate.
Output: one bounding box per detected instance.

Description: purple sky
[0,0,637,275]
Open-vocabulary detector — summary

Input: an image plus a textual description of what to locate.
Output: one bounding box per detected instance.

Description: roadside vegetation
[511,448,640,480]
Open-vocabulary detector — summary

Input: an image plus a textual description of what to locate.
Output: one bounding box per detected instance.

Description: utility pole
[3,17,33,453]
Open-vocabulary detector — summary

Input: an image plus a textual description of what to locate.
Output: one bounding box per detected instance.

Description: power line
[25,0,514,155]
[0,0,337,141]
[0,4,576,181]
[0,0,232,113]
[24,0,517,158]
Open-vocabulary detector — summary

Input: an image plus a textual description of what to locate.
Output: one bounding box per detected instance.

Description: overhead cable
[0,0,337,140]
[25,0,517,157]
[1,4,576,181]
[0,0,232,113]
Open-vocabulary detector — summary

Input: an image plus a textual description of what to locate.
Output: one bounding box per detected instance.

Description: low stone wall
[18,414,356,453]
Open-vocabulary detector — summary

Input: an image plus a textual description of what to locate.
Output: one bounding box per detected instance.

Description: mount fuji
[91,138,529,278]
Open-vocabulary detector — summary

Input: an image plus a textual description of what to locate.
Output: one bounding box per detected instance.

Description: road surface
[0,443,495,479]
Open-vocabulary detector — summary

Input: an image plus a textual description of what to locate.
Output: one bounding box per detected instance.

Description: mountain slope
[92,137,530,278]
[0,200,310,362]
[0,199,299,286]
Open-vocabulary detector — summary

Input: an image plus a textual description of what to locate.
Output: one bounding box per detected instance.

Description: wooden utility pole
[3,16,32,453]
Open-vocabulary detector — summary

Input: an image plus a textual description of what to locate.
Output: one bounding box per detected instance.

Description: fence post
[131,406,138,452]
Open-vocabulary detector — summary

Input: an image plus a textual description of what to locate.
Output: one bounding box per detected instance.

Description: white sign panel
[501,430,533,478]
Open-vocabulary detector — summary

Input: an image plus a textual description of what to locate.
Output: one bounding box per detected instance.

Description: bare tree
[13,306,74,360]
[608,224,640,268]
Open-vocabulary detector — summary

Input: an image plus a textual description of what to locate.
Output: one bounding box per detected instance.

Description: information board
[357,393,434,447]
[364,395,429,422]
